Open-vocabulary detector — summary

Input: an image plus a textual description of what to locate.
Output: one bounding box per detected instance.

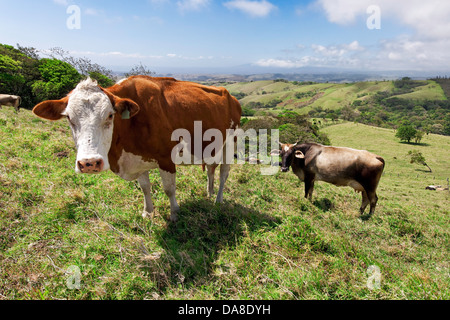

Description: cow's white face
[63,81,115,173]
[33,77,140,175]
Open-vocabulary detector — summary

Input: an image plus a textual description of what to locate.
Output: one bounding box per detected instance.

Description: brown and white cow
[273,142,385,216]
[0,94,21,112]
[33,76,242,222]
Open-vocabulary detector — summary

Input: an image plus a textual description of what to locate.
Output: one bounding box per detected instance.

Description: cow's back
[161,78,241,132]
[304,144,384,188]
[109,76,241,132]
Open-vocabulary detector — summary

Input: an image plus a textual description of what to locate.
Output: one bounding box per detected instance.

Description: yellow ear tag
[121,109,130,120]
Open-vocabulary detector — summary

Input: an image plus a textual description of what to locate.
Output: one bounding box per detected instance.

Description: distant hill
[221,78,450,136]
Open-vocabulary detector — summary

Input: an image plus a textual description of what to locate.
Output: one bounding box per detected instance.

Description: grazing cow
[0,94,21,112]
[273,142,385,216]
[33,76,242,222]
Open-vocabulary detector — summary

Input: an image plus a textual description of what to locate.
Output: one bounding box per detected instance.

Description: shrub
[396,124,417,143]
[32,58,81,101]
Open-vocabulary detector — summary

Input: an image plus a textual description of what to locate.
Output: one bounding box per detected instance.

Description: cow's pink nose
[77,159,104,173]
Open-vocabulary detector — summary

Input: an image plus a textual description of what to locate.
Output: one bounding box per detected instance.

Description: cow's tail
[376,156,385,170]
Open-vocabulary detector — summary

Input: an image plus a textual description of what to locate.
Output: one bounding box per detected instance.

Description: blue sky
[1,0,450,73]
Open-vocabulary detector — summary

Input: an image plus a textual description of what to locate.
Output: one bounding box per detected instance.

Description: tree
[0,44,41,108]
[45,47,114,80]
[125,62,155,77]
[444,114,450,136]
[16,43,40,60]
[31,58,81,101]
[88,71,115,88]
[414,130,424,144]
[408,150,432,172]
[396,124,417,143]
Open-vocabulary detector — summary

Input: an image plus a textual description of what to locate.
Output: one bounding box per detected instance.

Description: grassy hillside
[393,81,446,101]
[0,107,449,300]
[322,122,450,210]
[223,79,447,114]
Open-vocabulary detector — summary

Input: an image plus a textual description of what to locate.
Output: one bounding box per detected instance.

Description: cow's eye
[108,114,113,120]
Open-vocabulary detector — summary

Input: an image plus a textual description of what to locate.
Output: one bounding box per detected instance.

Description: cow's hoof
[169,213,178,223]
[142,211,154,219]
[359,214,372,222]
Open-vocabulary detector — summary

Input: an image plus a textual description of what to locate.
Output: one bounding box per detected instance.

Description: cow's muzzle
[281,166,290,173]
[77,158,104,174]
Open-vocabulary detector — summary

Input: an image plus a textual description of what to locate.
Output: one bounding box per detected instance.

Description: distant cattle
[33,76,242,222]
[426,185,449,191]
[272,142,385,216]
[0,94,21,112]
[234,153,264,164]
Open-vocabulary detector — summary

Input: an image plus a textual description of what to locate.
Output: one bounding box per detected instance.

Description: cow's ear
[114,98,140,120]
[102,88,140,120]
[33,98,68,121]
[295,150,305,159]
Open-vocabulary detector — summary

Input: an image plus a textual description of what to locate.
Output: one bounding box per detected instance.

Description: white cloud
[255,41,367,69]
[255,57,312,68]
[69,50,162,60]
[345,40,363,51]
[315,0,368,25]
[85,8,100,16]
[224,0,277,18]
[264,0,450,71]
[177,0,210,13]
[148,0,170,5]
[53,0,70,6]
[316,0,450,41]
[166,53,214,60]
[311,41,364,57]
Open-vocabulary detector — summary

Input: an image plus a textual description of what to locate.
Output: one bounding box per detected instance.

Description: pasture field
[0,107,449,300]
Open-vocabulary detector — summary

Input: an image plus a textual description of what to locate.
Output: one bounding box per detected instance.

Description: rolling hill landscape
[221,78,450,136]
[223,79,447,114]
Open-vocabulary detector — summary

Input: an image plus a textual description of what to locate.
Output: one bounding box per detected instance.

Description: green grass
[393,80,447,101]
[1,107,449,300]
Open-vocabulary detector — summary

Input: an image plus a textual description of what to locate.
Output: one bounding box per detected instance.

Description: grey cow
[0,94,22,112]
[273,142,385,216]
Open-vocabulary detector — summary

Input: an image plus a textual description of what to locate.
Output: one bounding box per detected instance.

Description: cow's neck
[106,85,175,175]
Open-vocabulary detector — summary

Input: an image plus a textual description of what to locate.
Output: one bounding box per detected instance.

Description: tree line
[0,43,153,110]
[241,110,330,148]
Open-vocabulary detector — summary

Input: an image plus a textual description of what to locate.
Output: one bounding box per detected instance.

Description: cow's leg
[215,163,230,204]
[367,191,378,215]
[159,169,180,222]
[360,190,370,215]
[206,164,218,198]
[304,175,315,200]
[137,172,154,219]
